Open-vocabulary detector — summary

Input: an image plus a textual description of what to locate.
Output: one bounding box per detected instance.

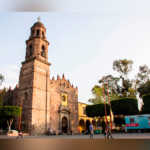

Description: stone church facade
[14,20,78,135]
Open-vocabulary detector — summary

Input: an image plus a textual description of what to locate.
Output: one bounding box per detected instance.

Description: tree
[113,59,133,96]
[85,104,110,117]
[0,106,21,131]
[141,94,150,114]
[0,74,5,105]
[113,59,133,78]
[111,98,139,115]
[0,88,7,106]
[136,65,150,85]
[89,75,122,104]
[135,65,150,97]
[88,85,104,104]
[137,81,150,97]
[99,75,121,100]
[0,74,4,86]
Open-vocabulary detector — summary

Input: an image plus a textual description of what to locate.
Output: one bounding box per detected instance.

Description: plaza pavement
[0,133,150,150]
[0,133,150,139]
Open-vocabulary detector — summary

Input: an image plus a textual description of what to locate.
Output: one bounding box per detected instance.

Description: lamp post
[102,81,113,131]
[106,82,113,130]
[102,84,108,126]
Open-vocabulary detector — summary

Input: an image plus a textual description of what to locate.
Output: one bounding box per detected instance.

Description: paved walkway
[0,133,150,139]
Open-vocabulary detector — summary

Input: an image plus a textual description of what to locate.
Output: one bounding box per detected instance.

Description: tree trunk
[7,119,13,131]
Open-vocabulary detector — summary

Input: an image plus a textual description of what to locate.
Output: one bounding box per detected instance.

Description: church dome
[33,21,45,28]
[31,17,46,30]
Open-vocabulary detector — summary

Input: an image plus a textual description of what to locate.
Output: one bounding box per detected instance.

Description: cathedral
[14,19,78,135]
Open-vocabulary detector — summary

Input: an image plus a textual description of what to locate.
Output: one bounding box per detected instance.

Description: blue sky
[1,1,150,103]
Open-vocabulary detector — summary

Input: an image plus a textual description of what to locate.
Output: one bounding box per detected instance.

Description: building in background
[78,102,102,133]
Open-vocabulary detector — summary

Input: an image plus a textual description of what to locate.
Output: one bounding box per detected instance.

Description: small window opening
[32,30,35,36]
[29,44,33,56]
[37,29,40,36]
[42,31,45,38]
[41,45,46,57]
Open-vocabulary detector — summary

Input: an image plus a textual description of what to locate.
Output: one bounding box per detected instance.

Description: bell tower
[25,17,49,63]
[18,18,51,134]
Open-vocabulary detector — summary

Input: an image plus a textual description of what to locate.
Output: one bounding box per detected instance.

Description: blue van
[125,114,150,132]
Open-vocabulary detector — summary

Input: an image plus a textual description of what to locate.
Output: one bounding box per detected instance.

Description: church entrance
[62,117,68,133]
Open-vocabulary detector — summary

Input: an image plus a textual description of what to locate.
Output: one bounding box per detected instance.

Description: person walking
[89,123,94,138]
[105,123,112,140]
[16,130,23,139]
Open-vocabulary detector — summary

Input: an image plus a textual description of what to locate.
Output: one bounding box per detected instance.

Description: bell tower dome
[25,17,49,63]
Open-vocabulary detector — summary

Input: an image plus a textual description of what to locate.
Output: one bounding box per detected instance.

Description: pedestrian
[16,130,23,139]
[47,128,51,135]
[105,123,112,140]
[89,123,94,138]
[102,121,106,135]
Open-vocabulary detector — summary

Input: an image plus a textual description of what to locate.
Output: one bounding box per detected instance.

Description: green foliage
[85,104,110,117]
[136,65,150,84]
[135,65,150,97]
[88,85,104,104]
[0,106,21,130]
[113,59,133,77]
[92,85,102,97]
[89,59,135,105]
[128,88,136,98]
[141,94,150,114]
[0,74,4,86]
[0,88,7,106]
[99,75,121,98]
[137,80,150,97]
[0,106,21,119]
[113,59,133,97]
[111,98,139,115]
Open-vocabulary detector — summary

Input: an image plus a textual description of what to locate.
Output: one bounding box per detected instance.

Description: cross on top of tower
[37,16,41,22]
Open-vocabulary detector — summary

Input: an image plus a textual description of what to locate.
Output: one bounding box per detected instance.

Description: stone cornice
[26,38,49,45]
[22,57,51,66]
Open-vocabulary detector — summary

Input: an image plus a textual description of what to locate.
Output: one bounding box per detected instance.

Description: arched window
[79,119,85,127]
[92,120,96,127]
[37,29,40,36]
[62,95,66,102]
[29,44,33,56]
[42,31,45,38]
[25,92,28,100]
[61,94,68,106]
[32,30,35,36]
[97,118,101,127]
[82,107,86,115]
[41,45,46,57]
